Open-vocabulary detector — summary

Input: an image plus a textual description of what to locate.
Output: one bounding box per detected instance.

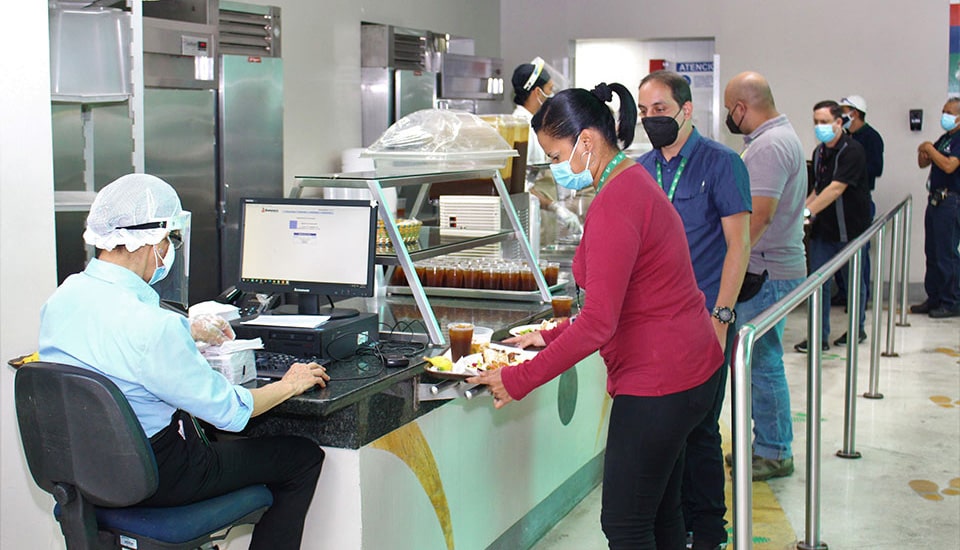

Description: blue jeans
[809,238,866,340]
[735,277,803,460]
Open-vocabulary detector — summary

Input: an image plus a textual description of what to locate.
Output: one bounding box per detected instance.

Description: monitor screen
[237,198,378,307]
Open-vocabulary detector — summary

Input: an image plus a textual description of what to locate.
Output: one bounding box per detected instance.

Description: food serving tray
[423,343,537,380]
[387,279,568,303]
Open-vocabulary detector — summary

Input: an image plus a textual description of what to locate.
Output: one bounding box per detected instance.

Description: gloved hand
[550,203,583,234]
[190,314,236,346]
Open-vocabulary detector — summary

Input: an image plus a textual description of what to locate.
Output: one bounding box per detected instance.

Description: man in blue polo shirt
[637,70,751,550]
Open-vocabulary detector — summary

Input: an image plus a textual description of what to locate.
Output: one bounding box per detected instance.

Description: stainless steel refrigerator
[49,0,283,304]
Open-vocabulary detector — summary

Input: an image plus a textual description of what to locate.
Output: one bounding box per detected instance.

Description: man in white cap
[39,174,330,550]
[833,94,884,318]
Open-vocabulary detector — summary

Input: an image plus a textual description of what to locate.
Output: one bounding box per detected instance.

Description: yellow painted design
[930,395,959,408]
[934,347,960,357]
[371,422,454,549]
[910,479,945,501]
[720,420,797,549]
[943,477,960,496]
[595,393,612,451]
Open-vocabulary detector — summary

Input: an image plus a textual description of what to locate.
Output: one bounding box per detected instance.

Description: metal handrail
[730,194,913,550]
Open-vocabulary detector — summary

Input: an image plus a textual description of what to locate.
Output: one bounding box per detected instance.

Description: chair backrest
[15,362,159,507]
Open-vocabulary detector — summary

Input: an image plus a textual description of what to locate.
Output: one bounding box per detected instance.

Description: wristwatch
[712,306,737,325]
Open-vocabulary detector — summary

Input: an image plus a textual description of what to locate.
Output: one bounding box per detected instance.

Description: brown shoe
[910,300,931,314]
[752,456,794,481]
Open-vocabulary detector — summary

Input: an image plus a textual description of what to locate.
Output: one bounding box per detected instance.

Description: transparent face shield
[122,211,192,308]
[523,56,570,98]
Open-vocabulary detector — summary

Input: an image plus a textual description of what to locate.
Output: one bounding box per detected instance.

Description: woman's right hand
[281,362,330,394]
[501,331,545,349]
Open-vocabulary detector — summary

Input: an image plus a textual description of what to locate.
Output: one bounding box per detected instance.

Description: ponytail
[534,82,636,150]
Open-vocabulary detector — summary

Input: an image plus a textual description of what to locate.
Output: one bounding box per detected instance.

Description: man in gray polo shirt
[723,72,807,481]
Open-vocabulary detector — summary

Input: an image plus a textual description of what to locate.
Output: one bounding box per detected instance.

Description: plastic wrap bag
[363,109,517,170]
[190,313,236,346]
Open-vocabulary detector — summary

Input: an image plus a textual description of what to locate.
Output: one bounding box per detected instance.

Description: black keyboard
[254,350,327,380]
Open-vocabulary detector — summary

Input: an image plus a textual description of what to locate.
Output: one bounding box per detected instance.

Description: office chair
[14,362,273,550]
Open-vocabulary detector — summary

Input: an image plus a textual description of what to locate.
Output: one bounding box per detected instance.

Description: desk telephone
[215,286,274,319]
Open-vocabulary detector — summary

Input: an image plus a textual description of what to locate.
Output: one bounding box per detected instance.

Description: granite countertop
[241,294,568,448]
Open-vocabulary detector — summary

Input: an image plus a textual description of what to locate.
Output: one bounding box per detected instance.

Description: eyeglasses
[168,231,184,250]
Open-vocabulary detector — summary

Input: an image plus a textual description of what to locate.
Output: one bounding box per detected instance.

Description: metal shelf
[292,169,550,345]
[375,228,515,265]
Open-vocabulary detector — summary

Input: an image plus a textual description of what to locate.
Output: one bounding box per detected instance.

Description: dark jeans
[143,411,324,550]
[681,329,733,548]
[924,194,960,309]
[836,200,874,304]
[601,368,722,550]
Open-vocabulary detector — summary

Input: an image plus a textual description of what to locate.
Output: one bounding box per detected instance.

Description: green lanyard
[597,151,627,191]
[656,157,688,202]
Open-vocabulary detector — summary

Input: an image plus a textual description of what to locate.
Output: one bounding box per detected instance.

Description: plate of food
[422,343,537,380]
[508,318,560,337]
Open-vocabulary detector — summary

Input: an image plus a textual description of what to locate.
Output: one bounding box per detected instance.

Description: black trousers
[142,411,324,550]
[601,368,721,550]
[681,331,733,549]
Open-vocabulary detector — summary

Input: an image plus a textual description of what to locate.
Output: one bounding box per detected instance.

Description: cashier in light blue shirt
[38,174,329,438]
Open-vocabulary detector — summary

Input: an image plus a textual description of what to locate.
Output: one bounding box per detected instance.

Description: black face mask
[642,110,683,149]
[725,108,745,135]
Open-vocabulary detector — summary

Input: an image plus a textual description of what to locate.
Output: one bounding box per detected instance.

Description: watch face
[714,307,735,323]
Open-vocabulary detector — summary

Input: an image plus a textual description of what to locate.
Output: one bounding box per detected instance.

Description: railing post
[897,197,913,326]
[732,328,756,550]
[883,213,901,358]
[837,249,863,459]
[798,286,828,550]
[865,225,886,399]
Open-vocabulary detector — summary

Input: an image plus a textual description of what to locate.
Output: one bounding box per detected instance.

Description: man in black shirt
[795,100,871,353]
[833,95,884,309]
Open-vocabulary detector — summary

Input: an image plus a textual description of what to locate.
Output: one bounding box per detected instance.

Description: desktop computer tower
[234,313,379,360]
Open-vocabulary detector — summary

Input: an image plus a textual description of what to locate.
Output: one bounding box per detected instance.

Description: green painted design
[557,368,578,425]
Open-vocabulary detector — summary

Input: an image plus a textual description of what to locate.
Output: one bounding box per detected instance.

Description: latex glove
[551,203,583,233]
[190,314,236,346]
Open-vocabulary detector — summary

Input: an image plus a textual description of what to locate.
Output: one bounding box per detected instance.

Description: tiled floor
[532,304,960,549]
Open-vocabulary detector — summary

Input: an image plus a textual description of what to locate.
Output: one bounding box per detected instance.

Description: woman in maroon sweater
[469,84,723,549]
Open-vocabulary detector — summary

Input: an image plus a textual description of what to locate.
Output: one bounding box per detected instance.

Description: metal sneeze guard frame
[730,194,914,550]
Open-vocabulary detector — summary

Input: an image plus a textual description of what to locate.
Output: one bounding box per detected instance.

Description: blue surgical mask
[550,134,594,190]
[148,239,175,285]
[815,123,836,144]
[941,112,958,132]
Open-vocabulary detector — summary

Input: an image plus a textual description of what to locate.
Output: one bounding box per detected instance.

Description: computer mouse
[383,354,410,368]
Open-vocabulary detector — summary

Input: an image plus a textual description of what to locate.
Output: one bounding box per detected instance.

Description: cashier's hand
[466,368,513,409]
[501,331,545,349]
[282,362,330,394]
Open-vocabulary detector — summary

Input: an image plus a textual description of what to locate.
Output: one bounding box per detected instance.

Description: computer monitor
[237,197,379,319]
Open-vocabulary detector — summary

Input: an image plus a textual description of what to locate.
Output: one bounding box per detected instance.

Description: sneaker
[910,300,932,314]
[833,331,867,346]
[752,456,794,481]
[929,306,960,319]
[794,339,829,353]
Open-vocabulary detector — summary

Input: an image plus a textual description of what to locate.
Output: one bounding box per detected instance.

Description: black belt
[929,189,958,205]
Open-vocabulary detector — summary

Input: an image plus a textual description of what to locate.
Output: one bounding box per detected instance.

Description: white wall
[0,4,67,550]
[270,0,501,193]
[501,0,951,284]
[0,2,501,548]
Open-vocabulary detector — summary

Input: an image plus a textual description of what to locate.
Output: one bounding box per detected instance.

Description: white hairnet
[83,173,183,252]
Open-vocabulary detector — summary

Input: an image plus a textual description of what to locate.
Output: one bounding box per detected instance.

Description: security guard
[912,98,960,318]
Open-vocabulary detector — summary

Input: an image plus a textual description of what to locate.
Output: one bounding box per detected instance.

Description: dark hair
[531,83,637,150]
[512,63,551,106]
[814,100,843,121]
[639,70,692,107]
